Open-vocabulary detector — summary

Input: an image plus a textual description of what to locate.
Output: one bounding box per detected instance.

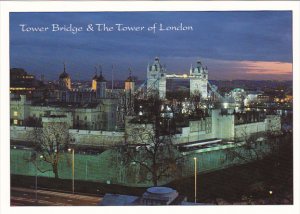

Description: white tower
[147,57,167,99]
[190,60,208,99]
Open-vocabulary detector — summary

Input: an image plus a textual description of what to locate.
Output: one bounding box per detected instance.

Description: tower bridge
[140,57,221,100]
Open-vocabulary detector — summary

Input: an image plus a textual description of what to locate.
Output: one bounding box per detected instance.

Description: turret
[91,66,98,91]
[96,66,106,99]
[59,63,71,90]
[125,68,135,93]
[190,60,208,79]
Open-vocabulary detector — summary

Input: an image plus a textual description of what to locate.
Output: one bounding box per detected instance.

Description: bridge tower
[190,60,208,99]
[147,57,167,99]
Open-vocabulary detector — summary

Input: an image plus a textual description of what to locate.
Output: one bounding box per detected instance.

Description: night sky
[10,11,292,81]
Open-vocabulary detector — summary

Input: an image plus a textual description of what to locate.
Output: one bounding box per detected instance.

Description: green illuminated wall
[10,141,276,187]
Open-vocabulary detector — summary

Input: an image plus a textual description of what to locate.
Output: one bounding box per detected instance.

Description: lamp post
[194,157,197,204]
[68,148,75,194]
[35,152,37,204]
[72,148,74,194]
[34,151,43,204]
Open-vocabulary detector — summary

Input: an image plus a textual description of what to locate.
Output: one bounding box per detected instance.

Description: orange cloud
[205,58,292,80]
[238,61,292,75]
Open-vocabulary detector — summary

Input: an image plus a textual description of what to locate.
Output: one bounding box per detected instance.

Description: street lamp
[33,150,43,204]
[68,148,75,194]
[194,157,197,204]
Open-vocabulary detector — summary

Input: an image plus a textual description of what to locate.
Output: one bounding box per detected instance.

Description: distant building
[10,68,42,96]
[230,88,246,102]
[244,92,260,106]
[10,95,118,131]
[257,94,270,104]
[284,95,293,103]
[10,95,31,126]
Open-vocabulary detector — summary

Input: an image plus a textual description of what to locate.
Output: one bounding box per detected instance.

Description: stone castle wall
[10,139,277,187]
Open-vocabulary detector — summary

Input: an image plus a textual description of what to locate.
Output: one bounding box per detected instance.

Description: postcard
[1,1,299,214]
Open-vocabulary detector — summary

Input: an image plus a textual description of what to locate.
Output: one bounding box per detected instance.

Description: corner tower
[91,67,98,91]
[59,63,71,90]
[96,69,107,99]
[125,68,135,94]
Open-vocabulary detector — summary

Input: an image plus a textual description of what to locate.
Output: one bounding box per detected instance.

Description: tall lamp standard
[68,147,75,194]
[194,157,197,204]
[33,150,43,204]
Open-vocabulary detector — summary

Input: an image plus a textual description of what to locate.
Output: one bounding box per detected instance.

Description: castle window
[13,111,18,117]
[13,119,18,125]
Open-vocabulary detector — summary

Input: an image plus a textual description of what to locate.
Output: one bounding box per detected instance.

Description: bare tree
[116,95,182,186]
[116,90,135,130]
[226,122,281,164]
[226,127,262,163]
[28,116,72,179]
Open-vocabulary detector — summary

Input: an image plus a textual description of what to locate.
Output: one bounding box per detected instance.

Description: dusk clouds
[10,11,292,80]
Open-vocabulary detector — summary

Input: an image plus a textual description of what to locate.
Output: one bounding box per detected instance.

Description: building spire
[99,64,102,76]
[63,62,66,73]
[94,66,98,76]
[128,67,132,78]
[112,64,114,90]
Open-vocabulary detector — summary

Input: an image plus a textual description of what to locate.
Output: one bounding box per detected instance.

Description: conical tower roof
[59,63,70,79]
[125,68,135,82]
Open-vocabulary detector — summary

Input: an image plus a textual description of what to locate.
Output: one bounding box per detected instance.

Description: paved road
[11,187,102,206]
